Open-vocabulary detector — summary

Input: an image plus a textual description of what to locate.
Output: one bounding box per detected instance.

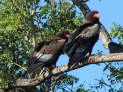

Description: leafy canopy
[0,0,82,87]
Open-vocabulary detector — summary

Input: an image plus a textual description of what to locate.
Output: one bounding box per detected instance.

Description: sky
[57,0,123,91]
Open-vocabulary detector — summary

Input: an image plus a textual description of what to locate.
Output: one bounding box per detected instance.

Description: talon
[48,66,54,69]
[39,67,49,75]
[48,65,57,69]
[88,56,95,63]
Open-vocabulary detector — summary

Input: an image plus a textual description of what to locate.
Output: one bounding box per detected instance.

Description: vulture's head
[85,11,100,23]
[56,31,70,39]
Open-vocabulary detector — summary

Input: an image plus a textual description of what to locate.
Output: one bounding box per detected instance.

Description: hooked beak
[93,13,100,18]
[65,34,70,38]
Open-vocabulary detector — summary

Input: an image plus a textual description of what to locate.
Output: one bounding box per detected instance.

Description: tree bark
[1,0,123,91]
[1,53,123,90]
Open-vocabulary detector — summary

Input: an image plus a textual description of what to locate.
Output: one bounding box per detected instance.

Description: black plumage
[64,11,101,65]
[28,31,70,74]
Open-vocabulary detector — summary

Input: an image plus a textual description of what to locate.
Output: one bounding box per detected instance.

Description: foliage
[0,0,83,90]
[110,23,123,44]
[0,0,38,86]
[38,73,90,92]
[109,23,123,91]
[1,0,123,91]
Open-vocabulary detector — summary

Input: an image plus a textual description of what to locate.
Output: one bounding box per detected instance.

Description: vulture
[64,11,101,65]
[28,31,70,74]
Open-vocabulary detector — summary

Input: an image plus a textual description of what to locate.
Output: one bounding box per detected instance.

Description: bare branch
[1,0,123,91]
[1,53,123,90]
[72,0,91,16]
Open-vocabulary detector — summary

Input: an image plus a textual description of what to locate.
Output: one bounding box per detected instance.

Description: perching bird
[64,11,101,65]
[28,31,70,74]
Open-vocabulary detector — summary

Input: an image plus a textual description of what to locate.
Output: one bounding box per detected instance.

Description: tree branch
[72,0,91,16]
[1,0,123,91]
[1,53,123,90]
